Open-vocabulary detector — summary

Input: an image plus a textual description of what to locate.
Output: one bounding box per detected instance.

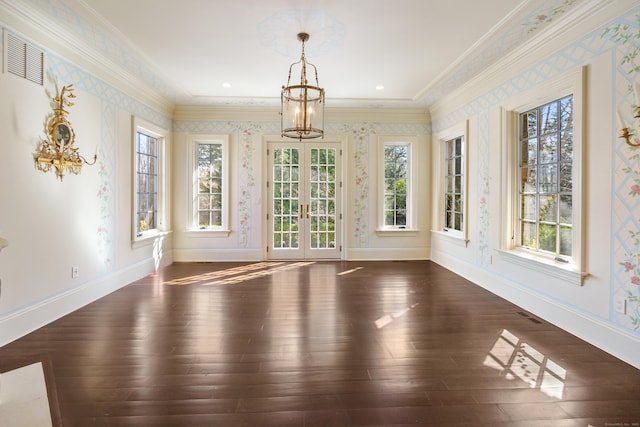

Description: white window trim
[132,116,170,247]
[376,135,418,236]
[499,67,587,285]
[186,134,231,237]
[432,121,469,246]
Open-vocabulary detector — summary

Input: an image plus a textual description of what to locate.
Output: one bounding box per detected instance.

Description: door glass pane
[309,148,337,249]
[272,148,300,249]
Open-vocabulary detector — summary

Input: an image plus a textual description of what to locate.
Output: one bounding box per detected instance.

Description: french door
[267,142,342,259]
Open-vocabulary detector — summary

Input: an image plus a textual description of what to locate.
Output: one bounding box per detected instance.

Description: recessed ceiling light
[222,82,231,88]
[376,85,384,90]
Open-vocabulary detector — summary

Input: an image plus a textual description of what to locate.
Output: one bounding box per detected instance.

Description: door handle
[306,204,310,219]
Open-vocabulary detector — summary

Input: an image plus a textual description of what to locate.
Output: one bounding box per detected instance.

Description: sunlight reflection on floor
[484,329,566,399]
[163,261,320,287]
[375,303,420,329]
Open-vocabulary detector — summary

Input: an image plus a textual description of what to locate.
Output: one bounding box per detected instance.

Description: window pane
[560,226,572,256]
[522,111,537,139]
[443,136,464,232]
[196,142,223,229]
[539,223,557,252]
[559,163,572,193]
[521,166,536,192]
[560,96,573,129]
[540,102,558,134]
[538,164,557,193]
[198,195,210,210]
[561,130,573,161]
[455,138,462,156]
[522,195,536,220]
[136,130,159,235]
[198,212,210,227]
[521,222,537,248]
[384,144,410,227]
[518,95,575,256]
[445,176,453,193]
[385,194,395,211]
[539,195,557,223]
[211,210,222,227]
[454,195,462,213]
[559,195,572,224]
[521,139,537,165]
[539,134,557,163]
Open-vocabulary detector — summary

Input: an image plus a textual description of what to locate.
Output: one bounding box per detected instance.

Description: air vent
[6,32,43,85]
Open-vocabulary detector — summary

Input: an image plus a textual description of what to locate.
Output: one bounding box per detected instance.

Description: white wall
[429,1,640,368]
[2,0,639,373]
[171,107,431,262]
[0,5,431,347]
[0,11,174,345]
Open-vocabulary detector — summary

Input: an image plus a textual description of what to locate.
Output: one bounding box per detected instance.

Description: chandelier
[281,32,325,140]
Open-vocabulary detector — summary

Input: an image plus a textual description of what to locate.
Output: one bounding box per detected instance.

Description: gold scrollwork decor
[34,84,97,180]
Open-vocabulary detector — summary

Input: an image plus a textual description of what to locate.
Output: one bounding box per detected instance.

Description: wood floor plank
[1,260,639,426]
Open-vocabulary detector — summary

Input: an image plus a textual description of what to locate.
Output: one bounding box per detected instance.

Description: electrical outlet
[72,266,79,279]
[614,295,627,314]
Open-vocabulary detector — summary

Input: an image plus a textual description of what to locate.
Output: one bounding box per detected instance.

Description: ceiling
[64,0,579,108]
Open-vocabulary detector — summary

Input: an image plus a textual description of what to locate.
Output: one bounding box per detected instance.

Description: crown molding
[173,104,430,124]
[413,0,534,102]
[429,0,630,121]
[0,0,174,115]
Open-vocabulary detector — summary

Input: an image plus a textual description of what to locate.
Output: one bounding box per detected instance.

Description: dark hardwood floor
[1,260,639,426]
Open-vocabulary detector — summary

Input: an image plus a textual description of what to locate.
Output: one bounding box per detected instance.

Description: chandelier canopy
[281,32,325,140]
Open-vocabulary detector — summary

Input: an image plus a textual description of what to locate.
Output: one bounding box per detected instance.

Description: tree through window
[518,95,573,258]
[384,144,409,228]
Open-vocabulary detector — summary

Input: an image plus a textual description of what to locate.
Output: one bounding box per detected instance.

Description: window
[499,68,585,285]
[518,95,573,259]
[377,136,417,234]
[444,136,465,235]
[384,144,409,228]
[133,117,168,243]
[433,121,468,244]
[189,134,229,234]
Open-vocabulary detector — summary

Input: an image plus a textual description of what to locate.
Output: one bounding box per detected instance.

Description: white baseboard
[345,247,430,261]
[0,255,172,347]
[175,247,431,262]
[173,248,263,262]
[431,251,640,369]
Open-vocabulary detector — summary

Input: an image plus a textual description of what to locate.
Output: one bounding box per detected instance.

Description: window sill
[497,249,588,286]
[132,230,172,249]
[375,228,419,237]
[431,230,469,247]
[184,229,232,238]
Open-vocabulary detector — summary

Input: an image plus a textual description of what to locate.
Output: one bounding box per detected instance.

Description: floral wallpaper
[432,6,640,335]
[230,122,263,248]
[345,124,375,247]
[477,111,491,266]
[96,102,116,270]
[602,14,640,330]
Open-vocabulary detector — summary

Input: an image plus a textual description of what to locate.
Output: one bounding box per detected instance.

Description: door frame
[261,134,347,260]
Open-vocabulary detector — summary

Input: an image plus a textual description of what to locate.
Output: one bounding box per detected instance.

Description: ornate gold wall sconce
[617,83,640,147]
[34,84,97,180]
